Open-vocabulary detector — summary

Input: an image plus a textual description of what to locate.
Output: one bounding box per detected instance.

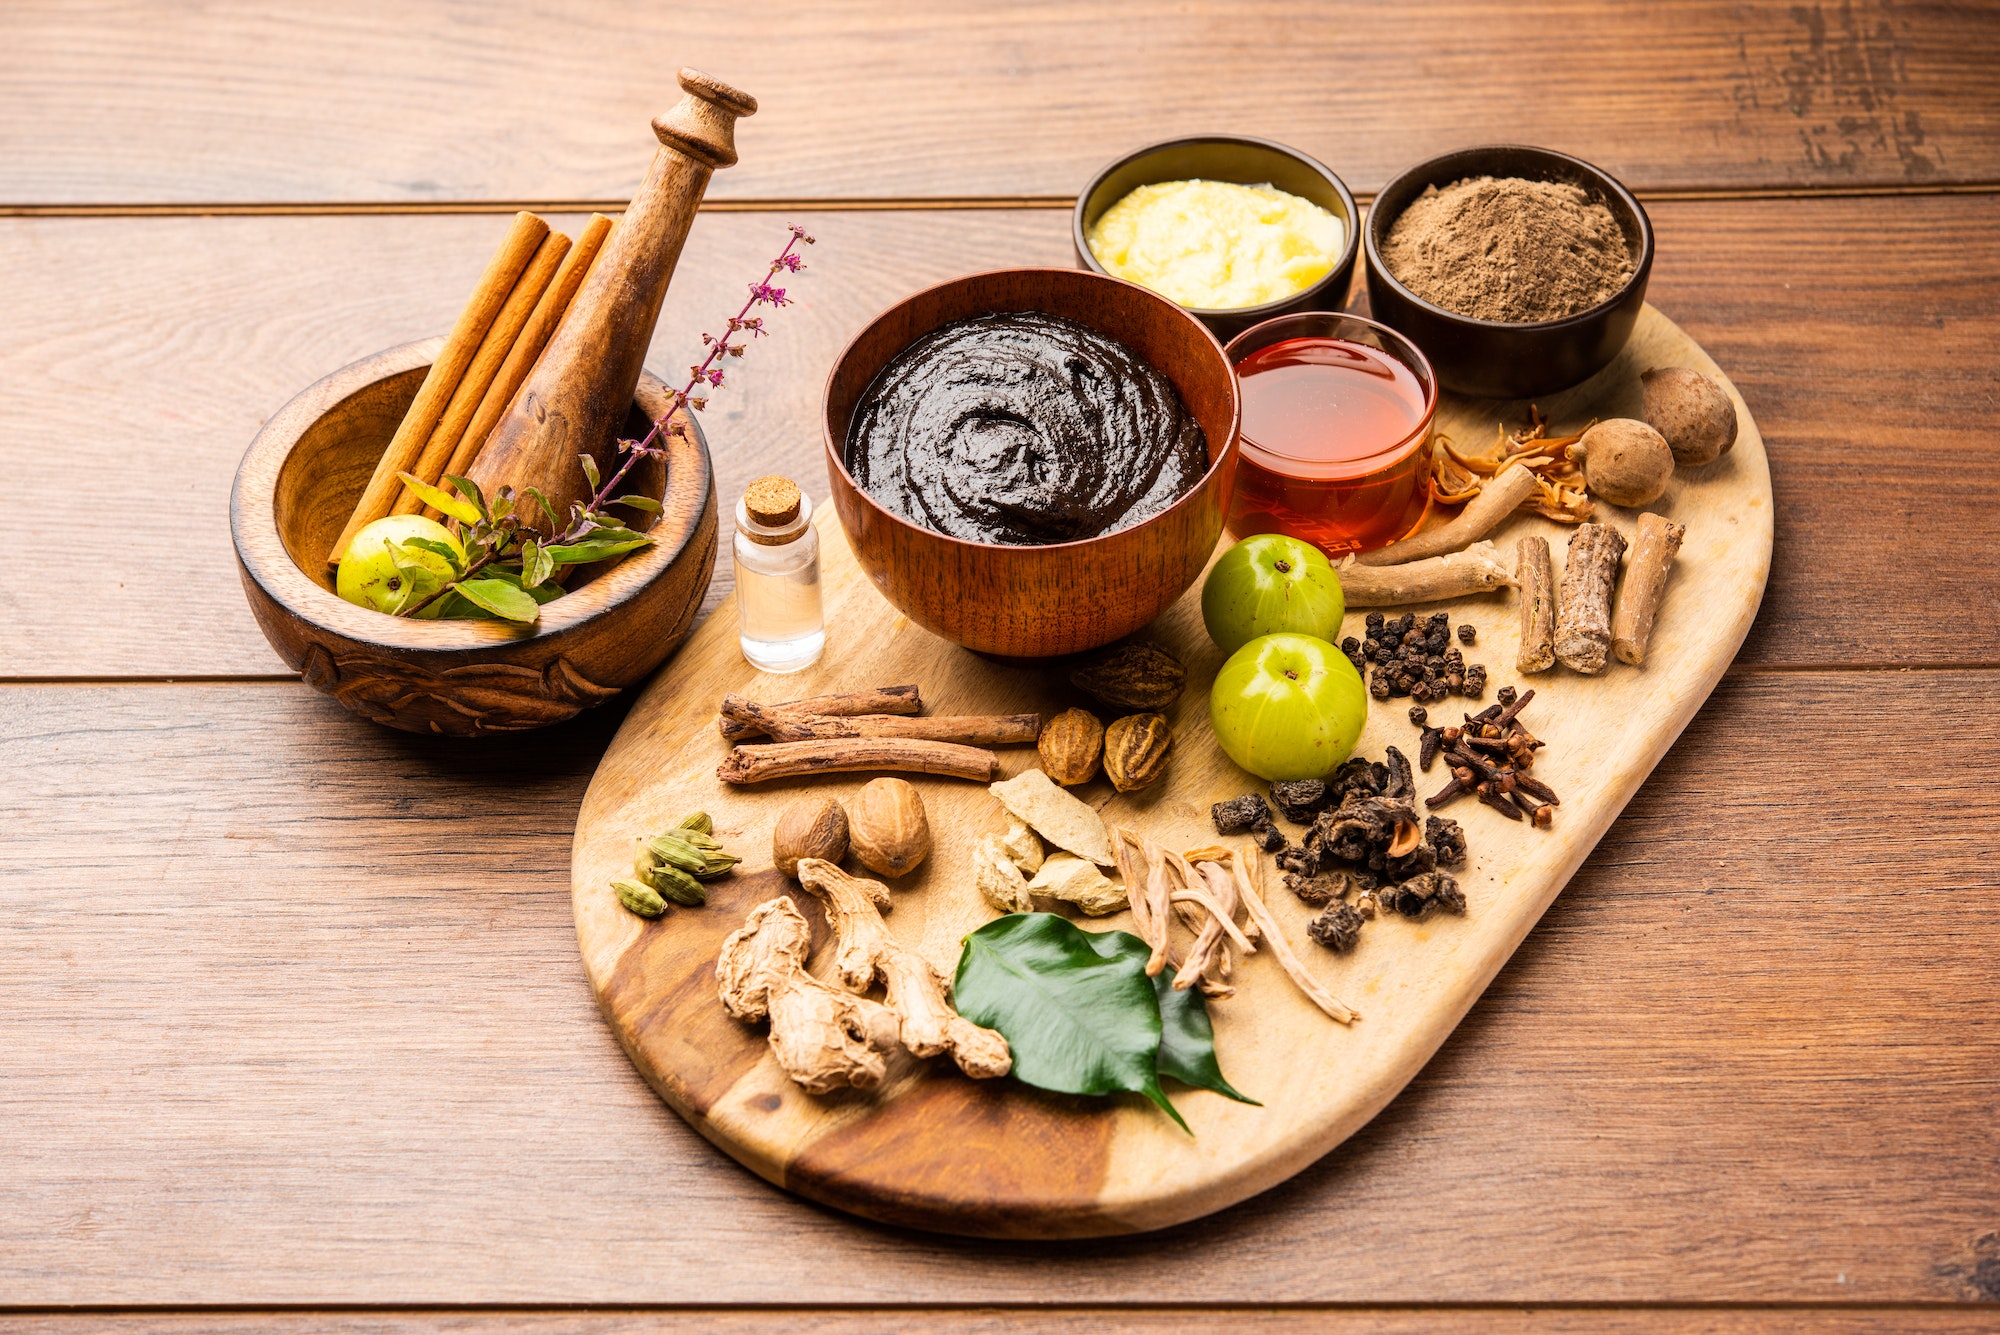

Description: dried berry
[1103,713,1172,792]
[1425,815,1467,868]
[1458,623,1477,644]
[1211,793,1273,835]
[1070,643,1185,711]
[1308,901,1365,952]
[1380,871,1465,919]
[1285,869,1352,906]
[1038,707,1104,786]
[1269,778,1332,824]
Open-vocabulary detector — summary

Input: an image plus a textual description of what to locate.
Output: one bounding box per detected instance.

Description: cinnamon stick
[750,711,1040,747]
[716,738,998,784]
[394,226,572,515]
[327,210,549,566]
[717,686,921,741]
[426,212,615,517]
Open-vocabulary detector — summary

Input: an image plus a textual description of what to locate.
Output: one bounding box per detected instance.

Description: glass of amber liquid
[1223,312,1437,555]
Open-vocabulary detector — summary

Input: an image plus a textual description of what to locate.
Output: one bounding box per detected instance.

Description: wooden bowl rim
[230,336,711,652]
[820,266,1243,556]
[1070,133,1361,321]
[1363,142,1657,332]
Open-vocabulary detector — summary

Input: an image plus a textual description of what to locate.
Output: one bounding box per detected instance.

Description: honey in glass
[1223,312,1437,555]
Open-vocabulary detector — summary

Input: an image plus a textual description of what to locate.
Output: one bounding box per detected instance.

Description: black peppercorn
[1457,623,1477,644]
[1497,684,1518,708]
[1408,705,1429,726]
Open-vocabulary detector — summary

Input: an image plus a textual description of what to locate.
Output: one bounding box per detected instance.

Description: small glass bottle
[733,475,824,673]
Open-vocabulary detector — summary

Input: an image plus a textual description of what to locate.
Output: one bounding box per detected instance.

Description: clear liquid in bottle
[733,477,824,674]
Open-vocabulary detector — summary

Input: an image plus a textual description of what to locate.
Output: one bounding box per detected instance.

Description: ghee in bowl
[1085,179,1344,311]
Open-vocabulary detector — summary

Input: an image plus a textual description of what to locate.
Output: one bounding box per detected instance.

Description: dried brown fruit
[847,777,931,877]
[771,794,848,877]
[1037,707,1104,786]
[1103,713,1172,792]
[1069,642,1185,711]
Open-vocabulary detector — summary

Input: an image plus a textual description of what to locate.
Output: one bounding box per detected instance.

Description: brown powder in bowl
[1380,175,1634,323]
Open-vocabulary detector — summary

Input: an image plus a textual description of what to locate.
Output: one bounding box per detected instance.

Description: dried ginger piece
[795,858,1011,1079]
[716,897,901,1093]
[1027,852,1127,915]
[999,818,1044,875]
[972,834,1033,914]
[991,769,1115,866]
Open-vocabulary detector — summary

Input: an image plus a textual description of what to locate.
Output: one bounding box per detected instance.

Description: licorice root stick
[394,226,572,515]
[427,213,615,517]
[327,210,550,566]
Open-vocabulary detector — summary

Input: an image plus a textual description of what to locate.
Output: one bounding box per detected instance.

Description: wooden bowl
[232,337,717,737]
[1073,134,1361,343]
[822,268,1241,661]
[1364,144,1655,399]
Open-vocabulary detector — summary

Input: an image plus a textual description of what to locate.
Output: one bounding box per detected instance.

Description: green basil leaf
[952,913,1186,1133]
[1152,973,1258,1105]
[577,453,601,490]
[520,538,554,589]
[394,472,481,524]
[451,577,541,624]
[398,537,465,575]
[544,535,652,566]
[609,494,663,514]
[522,486,561,530]
[482,565,563,603]
[445,473,490,521]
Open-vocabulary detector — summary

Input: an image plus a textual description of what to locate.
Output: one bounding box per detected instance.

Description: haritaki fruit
[1103,713,1172,792]
[1038,708,1105,786]
[1070,643,1185,711]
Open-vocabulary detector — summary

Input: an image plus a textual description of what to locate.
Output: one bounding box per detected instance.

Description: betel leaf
[395,472,481,525]
[953,913,1187,1133]
[1152,973,1258,1105]
[451,577,541,623]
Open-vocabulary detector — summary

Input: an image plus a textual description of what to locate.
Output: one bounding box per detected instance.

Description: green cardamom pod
[677,812,713,836]
[648,834,713,874]
[634,841,664,879]
[613,879,668,919]
[677,830,724,852]
[693,850,741,880]
[647,862,707,907]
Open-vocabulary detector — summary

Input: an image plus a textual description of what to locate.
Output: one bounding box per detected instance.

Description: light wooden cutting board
[570,305,1771,1237]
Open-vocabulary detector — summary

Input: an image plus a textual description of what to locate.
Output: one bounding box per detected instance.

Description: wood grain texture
[573,307,1771,1237]
[5,1311,1999,1334]
[2,668,1995,1301]
[0,197,1993,681]
[1,0,1994,204]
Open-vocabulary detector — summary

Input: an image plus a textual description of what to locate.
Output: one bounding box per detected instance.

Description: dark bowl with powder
[1364,145,1653,399]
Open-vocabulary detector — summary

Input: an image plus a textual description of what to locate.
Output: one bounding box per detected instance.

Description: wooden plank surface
[1,196,1996,682]
[2,0,1995,206]
[2,671,1993,1303]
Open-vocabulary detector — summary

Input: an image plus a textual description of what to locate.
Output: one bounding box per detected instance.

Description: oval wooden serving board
[571,305,1771,1238]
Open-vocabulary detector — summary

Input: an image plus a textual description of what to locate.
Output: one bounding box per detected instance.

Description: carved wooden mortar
[232,337,716,737]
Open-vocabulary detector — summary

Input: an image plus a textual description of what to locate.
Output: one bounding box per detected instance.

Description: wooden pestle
[466,70,757,535]
[327,211,549,565]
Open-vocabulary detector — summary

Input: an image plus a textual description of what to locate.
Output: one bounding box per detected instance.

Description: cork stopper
[743,475,801,527]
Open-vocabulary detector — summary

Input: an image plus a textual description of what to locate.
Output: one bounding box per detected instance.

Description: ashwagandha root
[717,685,920,741]
[1612,513,1686,666]
[1358,463,1541,567]
[716,737,999,783]
[1337,541,1519,607]
[1554,523,1628,674]
[1516,535,1556,673]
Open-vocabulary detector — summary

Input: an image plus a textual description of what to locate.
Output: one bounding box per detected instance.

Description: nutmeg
[1103,713,1172,792]
[847,778,931,877]
[772,795,848,877]
[1038,707,1104,786]
[1069,642,1185,711]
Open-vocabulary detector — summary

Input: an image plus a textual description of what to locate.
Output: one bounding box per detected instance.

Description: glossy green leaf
[522,486,560,531]
[610,494,663,514]
[544,534,652,566]
[1152,973,1258,1105]
[451,577,541,623]
[953,913,1186,1132]
[577,453,601,491]
[445,473,490,521]
[398,537,466,576]
[395,472,481,524]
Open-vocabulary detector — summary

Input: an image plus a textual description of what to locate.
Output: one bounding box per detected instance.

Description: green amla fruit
[642,862,708,907]
[648,833,741,880]
[676,812,714,836]
[614,879,668,919]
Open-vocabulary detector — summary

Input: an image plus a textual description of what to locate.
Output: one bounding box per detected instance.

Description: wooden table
[3,3,1996,1329]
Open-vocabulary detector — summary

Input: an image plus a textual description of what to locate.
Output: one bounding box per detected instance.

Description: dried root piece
[752,712,1040,746]
[1612,512,1687,667]
[1359,463,1541,566]
[1516,535,1556,674]
[718,685,920,741]
[716,897,900,1094]
[1230,847,1358,1024]
[718,737,999,784]
[1336,542,1519,607]
[1554,523,1628,675]
[1171,858,1247,995]
[1110,829,1183,980]
[794,859,1011,1079]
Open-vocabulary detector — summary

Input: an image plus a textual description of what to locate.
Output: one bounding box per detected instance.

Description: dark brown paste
[845,311,1208,545]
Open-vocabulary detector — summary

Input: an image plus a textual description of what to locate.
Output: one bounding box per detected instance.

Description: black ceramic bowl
[1074,135,1360,343]
[1364,145,1654,399]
